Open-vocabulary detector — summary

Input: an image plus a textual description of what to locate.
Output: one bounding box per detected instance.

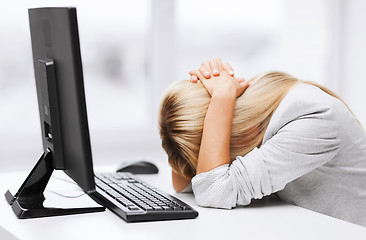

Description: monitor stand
[4,58,105,219]
[4,150,105,219]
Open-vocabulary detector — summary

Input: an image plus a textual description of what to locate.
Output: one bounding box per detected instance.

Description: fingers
[222,62,235,76]
[240,80,250,89]
[190,58,236,83]
[190,75,198,83]
[189,69,203,83]
[210,58,222,77]
[199,61,212,79]
[237,79,250,96]
[237,77,245,83]
[189,70,205,82]
[199,58,223,78]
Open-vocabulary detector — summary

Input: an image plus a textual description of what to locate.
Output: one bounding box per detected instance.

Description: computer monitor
[30,7,96,192]
[4,7,105,218]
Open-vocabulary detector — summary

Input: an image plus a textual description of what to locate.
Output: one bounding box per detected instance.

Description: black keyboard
[92,172,198,222]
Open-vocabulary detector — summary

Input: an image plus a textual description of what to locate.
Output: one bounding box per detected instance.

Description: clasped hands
[189,58,250,98]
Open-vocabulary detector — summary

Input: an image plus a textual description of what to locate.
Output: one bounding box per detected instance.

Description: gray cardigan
[191,83,366,226]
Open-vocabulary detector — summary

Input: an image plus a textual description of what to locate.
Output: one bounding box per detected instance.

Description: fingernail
[229,70,234,75]
[204,72,210,77]
[213,69,219,75]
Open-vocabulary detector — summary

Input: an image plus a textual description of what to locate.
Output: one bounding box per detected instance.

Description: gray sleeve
[191,106,341,209]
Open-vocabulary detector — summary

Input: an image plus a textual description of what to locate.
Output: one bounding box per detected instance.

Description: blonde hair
[158,71,348,180]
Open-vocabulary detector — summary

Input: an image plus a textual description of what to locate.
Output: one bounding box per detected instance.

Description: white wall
[283,0,366,125]
[281,0,328,84]
[335,0,366,125]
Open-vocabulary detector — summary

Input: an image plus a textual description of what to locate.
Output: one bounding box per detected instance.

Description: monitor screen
[29,7,95,193]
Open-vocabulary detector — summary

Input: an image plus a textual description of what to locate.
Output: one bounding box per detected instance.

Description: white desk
[1,163,366,240]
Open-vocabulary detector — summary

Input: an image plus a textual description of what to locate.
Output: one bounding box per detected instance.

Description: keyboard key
[116,197,132,206]
[152,206,163,211]
[128,206,140,211]
[144,206,154,211]
[96,182,111,191]
[172,206,183,211]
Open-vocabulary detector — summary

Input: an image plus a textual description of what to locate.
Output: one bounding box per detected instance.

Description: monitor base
[4,151,105,219]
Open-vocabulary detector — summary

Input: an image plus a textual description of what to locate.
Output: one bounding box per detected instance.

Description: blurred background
[1,0,365,172]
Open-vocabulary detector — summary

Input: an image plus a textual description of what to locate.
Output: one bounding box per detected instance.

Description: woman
[158,58,366,226]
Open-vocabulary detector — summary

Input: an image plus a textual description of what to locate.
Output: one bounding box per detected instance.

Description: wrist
[211,88,236,103]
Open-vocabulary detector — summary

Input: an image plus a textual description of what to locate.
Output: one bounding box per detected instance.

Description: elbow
[194,192,234,210]
[192,173,237,209]
[193,184,235,209]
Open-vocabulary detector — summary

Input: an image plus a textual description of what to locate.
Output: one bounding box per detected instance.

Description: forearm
[196,90,236,174]
[172,170,191,192]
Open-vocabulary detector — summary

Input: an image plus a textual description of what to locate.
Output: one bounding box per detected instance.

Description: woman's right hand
[189,58,235,83]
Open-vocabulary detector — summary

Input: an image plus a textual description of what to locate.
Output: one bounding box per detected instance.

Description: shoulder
[263,83,340,143]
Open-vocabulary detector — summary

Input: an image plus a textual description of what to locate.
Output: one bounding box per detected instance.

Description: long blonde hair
[158,71,347,180]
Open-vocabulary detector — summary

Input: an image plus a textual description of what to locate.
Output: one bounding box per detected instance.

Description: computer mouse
[116,160,159,174]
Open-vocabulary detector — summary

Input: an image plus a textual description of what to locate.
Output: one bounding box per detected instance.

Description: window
[174,0,328,83]
[0,0,154,169]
